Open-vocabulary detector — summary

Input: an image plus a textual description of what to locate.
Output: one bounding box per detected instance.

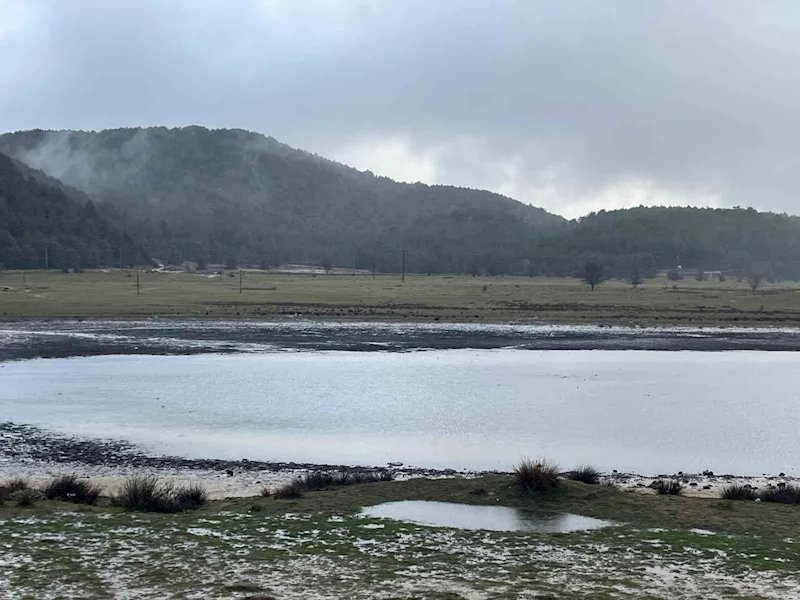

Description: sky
[2,0,800,219]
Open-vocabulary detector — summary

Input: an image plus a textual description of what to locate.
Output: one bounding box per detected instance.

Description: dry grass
[721,484,757,501]
[654,479,684,496]
[113,476,208,513]
[43,474,101,505]
[2,269,800,325]
[568,465,601,485]
[514,457,560,491]
[273,479,305,500]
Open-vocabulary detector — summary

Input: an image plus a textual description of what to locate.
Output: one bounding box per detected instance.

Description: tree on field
[746,271,764,292]
[629,268,642,288]
[583,261,605,291]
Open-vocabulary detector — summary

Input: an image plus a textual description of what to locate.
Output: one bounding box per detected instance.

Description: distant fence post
[136,269,140,295]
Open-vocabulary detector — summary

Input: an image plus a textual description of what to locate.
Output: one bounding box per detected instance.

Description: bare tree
[746,271,764,292]
[629,268,642,288]
[583,261,605,291]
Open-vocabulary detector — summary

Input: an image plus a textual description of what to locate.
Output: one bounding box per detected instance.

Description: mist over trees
[2,126,800,279]
[0,127,563,274]
[0,152,148,269]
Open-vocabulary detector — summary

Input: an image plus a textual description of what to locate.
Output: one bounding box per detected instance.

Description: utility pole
[239,270,243,294]
[401,245,406,283]
[136,269,140,295]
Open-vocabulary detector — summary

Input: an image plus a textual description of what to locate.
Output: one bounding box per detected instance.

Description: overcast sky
[2,0,800,218]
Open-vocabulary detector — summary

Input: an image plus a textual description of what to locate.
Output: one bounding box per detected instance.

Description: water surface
[361,501,615,533]
[1,349,798,474]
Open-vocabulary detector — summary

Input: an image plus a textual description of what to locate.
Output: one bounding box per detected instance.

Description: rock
[226,469,234,477]
[779,482,787,490]
[755,498,762,502]
[702,470,714,477]
[779,472,786,477]
[703,485,712,490]
[647,481,660,489]
[689,482,698,487]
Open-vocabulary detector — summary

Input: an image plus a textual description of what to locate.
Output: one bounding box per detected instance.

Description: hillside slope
[534,206,800,279]
[0,127,565,273]
[0,151,148,269]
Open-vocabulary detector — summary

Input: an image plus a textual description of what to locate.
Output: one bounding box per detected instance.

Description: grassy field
[1,476,799,599]
[2,269,800,325]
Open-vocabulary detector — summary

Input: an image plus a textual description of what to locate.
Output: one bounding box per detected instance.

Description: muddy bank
[3,422,795,501]
[2,318,800,362]
[0,421,472,479]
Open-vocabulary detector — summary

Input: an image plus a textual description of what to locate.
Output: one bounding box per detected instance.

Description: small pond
[360,500,616,533]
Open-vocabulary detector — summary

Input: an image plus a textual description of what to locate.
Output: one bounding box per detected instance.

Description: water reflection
[360,500,615,533]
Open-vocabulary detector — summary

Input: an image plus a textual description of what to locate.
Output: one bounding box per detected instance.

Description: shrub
[173,484,209,511]
[13,488,42,507]
[260,485,272,497]
[721,484,757,501]
[514,457,560,491]
[44,474,101,505]
[654,479,683,496]
[5,477,29,493]
[568,465,601,485]
[759,484,800,505]
[273,479,304,500]
[114,476,177,513]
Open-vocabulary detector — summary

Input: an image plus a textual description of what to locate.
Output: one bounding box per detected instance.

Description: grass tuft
[43,474,101,505]
[514,457,560,491]
[721,484,757,501]
[113,476,209,512]
[260,485,272,497]
[5,477,29,492]
[173,483,209,511]
[14,488,42,507]
[114,476,176,512]
[654,479,683,496]
[759,484,800,505]
[568,465,601,485]
[301,470,393,491]
[273,479,305,500]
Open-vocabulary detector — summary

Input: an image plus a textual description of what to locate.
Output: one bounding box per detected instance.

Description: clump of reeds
[514,457,560,491]
[44,474,101,505]
[568,465,601,485]
[654,479,683,496]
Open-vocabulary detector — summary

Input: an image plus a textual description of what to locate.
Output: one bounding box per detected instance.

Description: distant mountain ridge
[0,126,565,273]
[3,126,800,279]
[0,151,148,269]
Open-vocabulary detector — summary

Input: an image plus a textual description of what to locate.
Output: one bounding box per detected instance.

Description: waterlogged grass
[1,477,799,599]
[3,269,800,325]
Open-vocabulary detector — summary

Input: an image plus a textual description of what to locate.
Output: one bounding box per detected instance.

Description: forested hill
[0,152,148,269]
[0,127,565,273]
[533,207,800,280]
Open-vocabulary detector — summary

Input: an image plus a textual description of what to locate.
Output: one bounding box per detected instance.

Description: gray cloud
[2,0,800,217]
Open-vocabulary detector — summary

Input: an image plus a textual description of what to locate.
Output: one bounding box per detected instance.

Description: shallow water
[1,349,799,474]
[361,501,615,533]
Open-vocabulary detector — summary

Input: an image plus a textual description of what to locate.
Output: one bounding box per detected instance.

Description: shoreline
[2,421,795,500]
[3,318,800,364]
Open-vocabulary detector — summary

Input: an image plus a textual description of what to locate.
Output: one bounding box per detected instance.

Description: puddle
[360,501,616,533]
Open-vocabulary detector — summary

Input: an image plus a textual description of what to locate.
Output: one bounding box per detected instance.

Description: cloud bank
[2,0,800,217]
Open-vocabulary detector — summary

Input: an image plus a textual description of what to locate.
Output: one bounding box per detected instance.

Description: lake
[1,349,798,475]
